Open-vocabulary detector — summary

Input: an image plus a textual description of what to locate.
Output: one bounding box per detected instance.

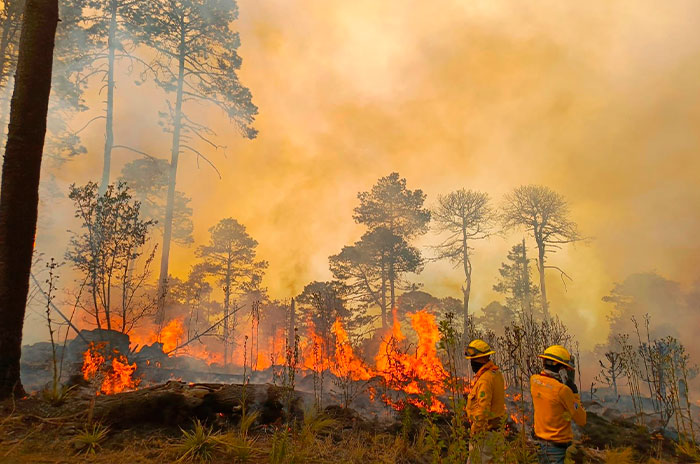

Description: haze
[26,0,700,349]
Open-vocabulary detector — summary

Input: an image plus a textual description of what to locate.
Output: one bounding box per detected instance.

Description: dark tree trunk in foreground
[0,0,58,400]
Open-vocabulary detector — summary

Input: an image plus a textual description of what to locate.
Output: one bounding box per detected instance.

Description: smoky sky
[28,0,700,348]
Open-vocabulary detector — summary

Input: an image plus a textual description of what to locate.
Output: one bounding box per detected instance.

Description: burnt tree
[0,0,59,399]
[433,189,494,333]
[501,185,581,320]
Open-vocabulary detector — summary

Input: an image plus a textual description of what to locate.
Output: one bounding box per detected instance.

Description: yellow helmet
[465,339,495,359]
[538,345,574,369]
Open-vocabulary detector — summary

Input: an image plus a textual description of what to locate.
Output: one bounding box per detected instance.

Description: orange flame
[331,317,372,381]
[374,308,449,413]
[81,343,140,395]
[130,318,224,365]
[255,327,287,370]
[301,322,331,372]
[87,305,457,413]
[101,356,140,394]
[82,344,105,381]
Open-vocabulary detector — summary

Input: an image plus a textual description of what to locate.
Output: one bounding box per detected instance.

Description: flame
[300,322,331,372]
[129,319,184,354]
[101,356,140,394]
[374,308,449,413]
[159,318,186,353]
[130,318,224,365]
[255,327,287,370]
[82,343,105,381]
[85,305,457,413]
[331,317,372,381]
[81,343,140,395]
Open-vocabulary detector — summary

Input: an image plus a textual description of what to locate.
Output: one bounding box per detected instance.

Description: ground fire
[81,343,140,395]
[77,307,455,414]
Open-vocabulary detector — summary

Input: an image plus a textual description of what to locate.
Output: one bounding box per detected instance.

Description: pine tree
[493,239,541,319]
[127,0,258,301]
[195,218,267,365]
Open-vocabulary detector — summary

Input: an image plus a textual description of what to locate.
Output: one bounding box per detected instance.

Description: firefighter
[465,339,506,464]
[531,345,587,464]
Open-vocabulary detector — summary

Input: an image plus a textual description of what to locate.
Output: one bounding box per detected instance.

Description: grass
[41,383,76,406]
[269,427,292,464]
[675,440,700,462]
[299,407,338,446]
[603,447,636,464]
[175,419,224,463]
[0,396,695,464]
[73,422,109,455]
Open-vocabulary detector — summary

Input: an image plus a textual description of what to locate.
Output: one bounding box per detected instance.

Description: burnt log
[90,381,305,427]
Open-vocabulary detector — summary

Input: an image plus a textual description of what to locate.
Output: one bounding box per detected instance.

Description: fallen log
[89,381,305,427]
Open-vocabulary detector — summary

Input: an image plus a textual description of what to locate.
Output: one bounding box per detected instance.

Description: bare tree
[501,185,581,319]
[596,351,624,398]
[0,0,59,400]
[433,189,494,332]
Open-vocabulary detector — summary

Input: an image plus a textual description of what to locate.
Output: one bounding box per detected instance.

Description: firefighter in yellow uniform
[465,339,506,464]
[531,345,586,464]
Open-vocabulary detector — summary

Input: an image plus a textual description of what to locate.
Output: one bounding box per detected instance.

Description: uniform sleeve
[559,385,586,427]
[469,374,494,433]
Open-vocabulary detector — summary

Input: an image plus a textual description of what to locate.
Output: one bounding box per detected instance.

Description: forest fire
[372,309,450,412]
[331,318,372,381]
[129,318,223,366]
[255,327,287,370]
[76,305,454,411]
[81,343,140,395]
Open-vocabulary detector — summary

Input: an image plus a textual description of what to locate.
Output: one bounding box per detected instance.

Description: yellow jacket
[466,361,506,433]
[531,372,586,443]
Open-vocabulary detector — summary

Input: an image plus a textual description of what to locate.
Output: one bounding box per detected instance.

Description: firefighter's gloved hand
[564,368,578,394]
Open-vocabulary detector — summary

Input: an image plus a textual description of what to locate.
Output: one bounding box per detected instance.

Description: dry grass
[0,404,695,464]
[603,447,636,464]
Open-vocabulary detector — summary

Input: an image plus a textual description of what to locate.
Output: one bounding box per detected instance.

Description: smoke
[23,0,700,355]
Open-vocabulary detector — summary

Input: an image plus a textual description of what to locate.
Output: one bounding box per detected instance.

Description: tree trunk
[380,256,387,329]
[287,297,296,350]
[461,223,470,336]
[521,238,533,317]
[157,17,186,315]
[537,241,549,320]
[98,0,117,194]
[223,256,231,366]
[389,257,395,315]
[0,0,58,400]
[0,75,14,145]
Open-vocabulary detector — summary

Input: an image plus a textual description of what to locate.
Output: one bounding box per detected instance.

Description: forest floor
[1,393,699,464]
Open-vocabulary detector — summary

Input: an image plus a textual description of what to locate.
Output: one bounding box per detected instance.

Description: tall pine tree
[127,0,258,306]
